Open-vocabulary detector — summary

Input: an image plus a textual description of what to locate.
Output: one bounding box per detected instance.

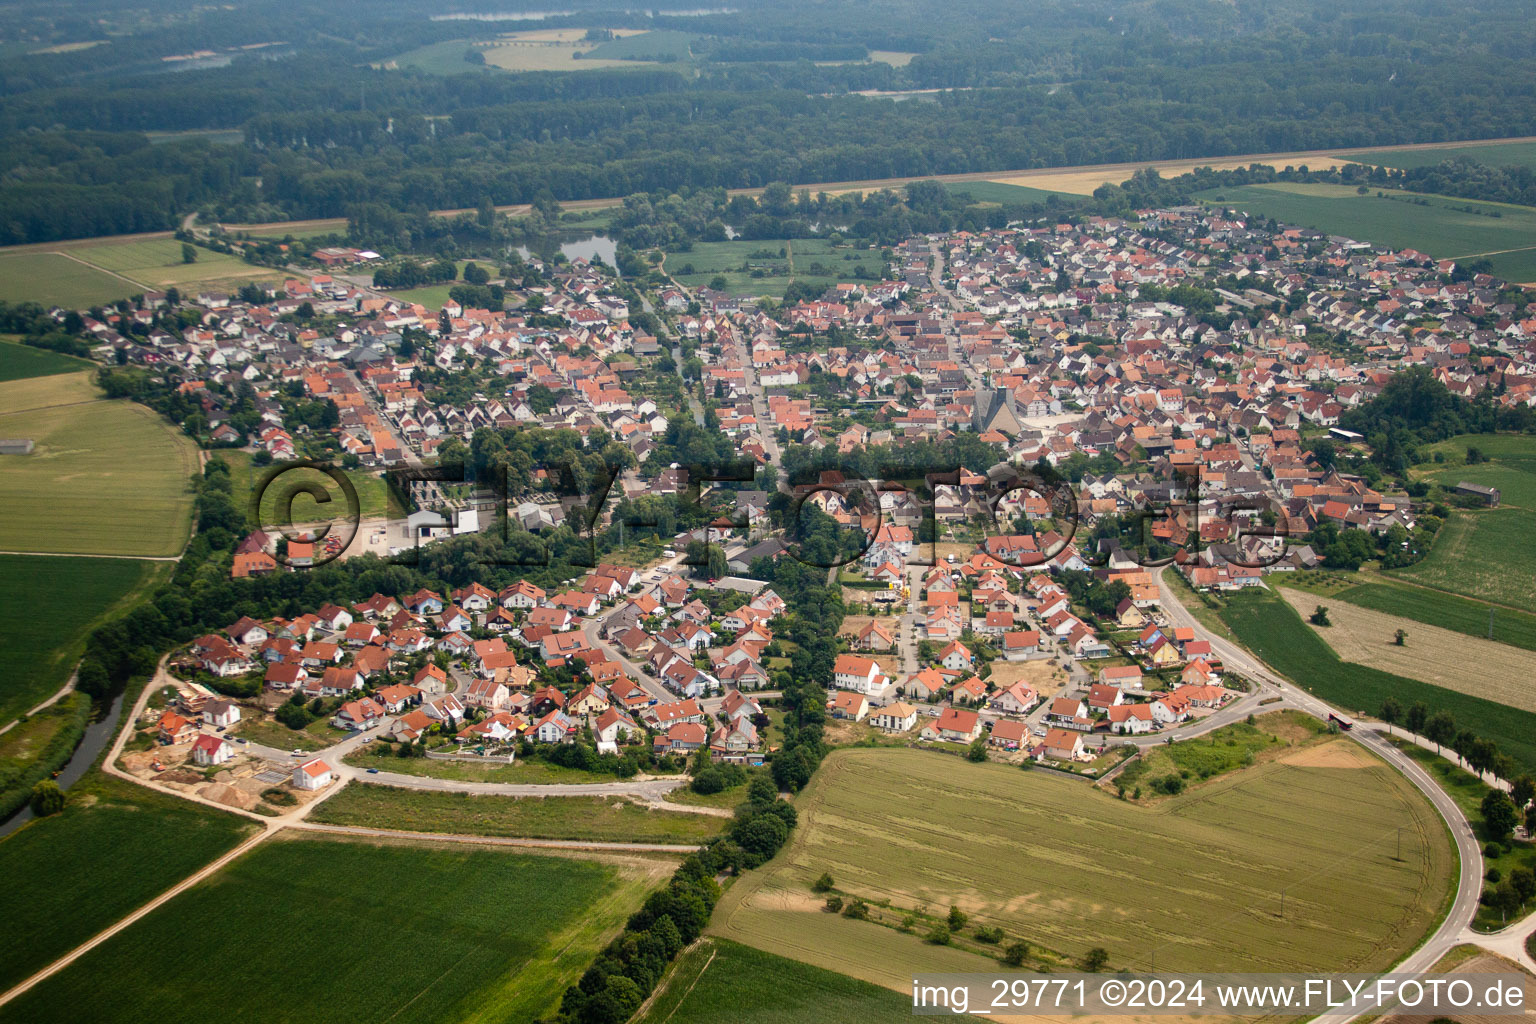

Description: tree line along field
[307,782,728,845]
[637,937,981,1024]
[0,776,254,994]
[0,555,167,724]
[711,743,1451,988]
[0,372,198,557]
[1217,588,1536,774]
[1351,140,1536,171]
[0,337,93,383]
[0,834,665,1024]
[1193,182,1536,282]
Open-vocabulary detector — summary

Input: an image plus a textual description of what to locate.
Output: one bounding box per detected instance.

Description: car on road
[366,767,379,773]
[362,736,373,743]
[291,749,304,757]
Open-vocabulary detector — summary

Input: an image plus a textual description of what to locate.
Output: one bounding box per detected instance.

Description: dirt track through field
[1278,586,1536,711]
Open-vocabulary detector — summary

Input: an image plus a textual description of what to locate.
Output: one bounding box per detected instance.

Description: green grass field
[1333,581,1536,652]
[1218,587,1536,773]
[1415,433,1536,510]
[1351,141,1536,172]
[0,372,198,556]
[581,30,694,60]
[944,180,1072,205]
[712,744,1451,985]
[212,449,400,524]
[70,239,289,293]
[342,747,669,785]
[638,937,981,1024]
[0,338,94,382]
[0,252,137,307]
[0,776,254,992]
[1391,508,1536,613]
[1195,182,1536,281]
[308,782,726,844]
[667,238,884,297]
[386,283,457,310]
[0,554,167,723]
[0,834,663,1024]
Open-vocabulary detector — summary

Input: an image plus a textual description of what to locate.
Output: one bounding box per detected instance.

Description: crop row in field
[711,744,1451,988]
[1277,586,1536,712]
[1218,588,1536,773]
[1390,508,1536,613]
[0,554,167,723]
[308,782,726,844]
[0,776,254,993]
[0,372,198,557]
[0,338,94,382]
[0,834,658,1024]
[1333,581,1536,652]
[637,937,979,1024]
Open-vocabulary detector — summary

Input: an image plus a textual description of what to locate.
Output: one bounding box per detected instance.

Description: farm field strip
[1390,508,1536,613]
[712,745,1451,985]
[1194,182,1536,281]
[1332,580,1536,653]
[1276,586,1536,711]
[0,833,658,1024]
[1216,588,1536,774]
[0,372,198,557]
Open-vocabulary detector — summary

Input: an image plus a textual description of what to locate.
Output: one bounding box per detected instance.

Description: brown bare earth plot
[1277,586,1536,712]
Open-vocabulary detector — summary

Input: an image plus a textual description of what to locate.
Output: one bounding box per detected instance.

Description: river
[0,692,126,839]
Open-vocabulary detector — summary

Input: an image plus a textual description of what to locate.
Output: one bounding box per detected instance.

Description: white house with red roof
[292,758,333,790]
[832,654,888,695]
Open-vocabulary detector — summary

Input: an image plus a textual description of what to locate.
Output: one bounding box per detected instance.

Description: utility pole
[1279,888,1286,918]
[1489,606,1495,641]
[1396,826,1401,862]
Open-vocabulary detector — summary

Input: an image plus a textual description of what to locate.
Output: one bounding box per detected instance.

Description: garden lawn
[0,372,198,556]
[308,782,725,844]
[637,937,982,1024]
[0,833,660,1024]
[0,775,253,992]
[0,554,167,723]
[1218,587,1536,774]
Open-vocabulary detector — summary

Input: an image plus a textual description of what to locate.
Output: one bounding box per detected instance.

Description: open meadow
[0,372,198,556]
[0,776,254,993]
[1217,587,1536,773]
[711,743,1452,987]
[0,833,668,1024]
[637,937,980,1024]
[0,554,166,723]
[1276,586,1536,711]
[308,782,726,845]
[1194,182,1536,281]
[0,338,93,382]
[1351,140,1536,172]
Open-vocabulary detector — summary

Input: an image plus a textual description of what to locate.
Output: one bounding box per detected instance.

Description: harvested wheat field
[1279,586,1536,712]
[989,156,1354,196]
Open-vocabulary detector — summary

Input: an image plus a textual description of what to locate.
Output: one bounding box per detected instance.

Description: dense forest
[3,0,1536,244]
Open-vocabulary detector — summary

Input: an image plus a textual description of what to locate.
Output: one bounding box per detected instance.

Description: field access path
[1155,569,1536,987]
[0,651,716,1011]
